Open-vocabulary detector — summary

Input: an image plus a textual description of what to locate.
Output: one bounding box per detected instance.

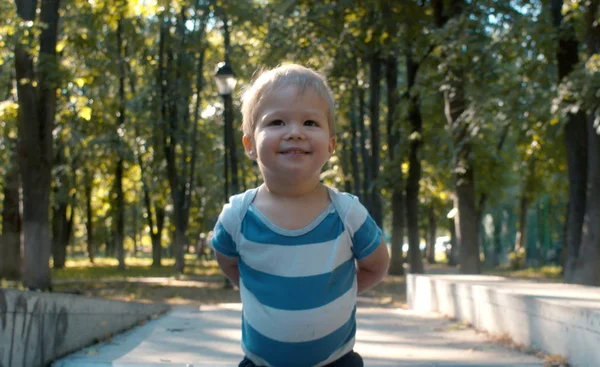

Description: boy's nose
[285,123,305,139]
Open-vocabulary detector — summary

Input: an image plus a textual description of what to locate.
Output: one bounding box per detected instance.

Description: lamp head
[214,61,237,96]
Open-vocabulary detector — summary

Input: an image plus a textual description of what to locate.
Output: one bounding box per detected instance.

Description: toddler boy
[212,64,390,367]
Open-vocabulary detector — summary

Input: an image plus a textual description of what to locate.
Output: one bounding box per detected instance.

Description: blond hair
[241,64,336,137]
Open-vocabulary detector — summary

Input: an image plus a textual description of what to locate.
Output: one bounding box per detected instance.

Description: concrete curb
[53,304,545,366]
[0,288,170,367]
[407,274,600,367]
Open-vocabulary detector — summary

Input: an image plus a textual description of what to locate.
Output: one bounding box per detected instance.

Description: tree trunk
[406,193,424,273]
[448,215,458,266]
[571,113,600,285]
[490,208,503,267]
[51,143,69,269]
[385,56,404,276]
[341,137,352,193]
[551,0,589,283]
[405,49,424,274]
[103,221,109,257]
[51,197,69,269]
[140,154,164,267]
[0,156,22,280]
[102,219,111,256]
[455,162,480,274]
[222,19,239,196]
[159,8,207,274]
[84,168,94,263]
[389,190,405,275]
[434,0,478,273]
[350,88,361,197]
[445,77,479,273]
[132,205,138,256]
[427,206,437,264]
[138,126,164,267]
[224,93,238,195]
[114,15,126,270]
[516,163,535,264]
[566,0,600,285]
[14,0,60,290]
[174,209,186,272]
[358,87,370,209]
[369,52,383,226]
[516,195,529,255]
[153,207,165,267]
[114,157,125,269]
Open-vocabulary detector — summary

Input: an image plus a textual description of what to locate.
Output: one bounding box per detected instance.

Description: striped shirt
[211,186,382,367]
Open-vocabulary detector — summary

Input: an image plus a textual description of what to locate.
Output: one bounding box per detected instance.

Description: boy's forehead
[248,83,335,134]
[256,87,328,115]
[258,84,326,107]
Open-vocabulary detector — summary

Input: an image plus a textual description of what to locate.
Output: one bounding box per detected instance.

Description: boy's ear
[243,134,257,160]
[328,136,336,156]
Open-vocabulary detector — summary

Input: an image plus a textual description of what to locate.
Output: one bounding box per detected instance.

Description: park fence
[479,194,566,267]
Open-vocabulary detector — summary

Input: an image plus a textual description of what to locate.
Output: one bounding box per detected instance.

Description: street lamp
[214,61,239,202]
[214,61,237,95]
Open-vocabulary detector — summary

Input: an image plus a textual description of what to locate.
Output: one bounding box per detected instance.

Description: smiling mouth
[279,149,310,155]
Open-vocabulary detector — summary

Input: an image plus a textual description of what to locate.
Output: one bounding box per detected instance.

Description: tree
[385,54,405,275]
[157,2,211,273]
[550,0,600,285]
[568,0,600,285]
[431,0,481,274]
[113,2,127,270]
[51,136,76,269]
[551,0,588,281]
[4,0,595,280]
[401,2,434,274]
[0,101,21,280]
[14,0,61,290]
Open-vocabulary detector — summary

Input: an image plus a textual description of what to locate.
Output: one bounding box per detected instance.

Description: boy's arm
[356,237,390,294]
[215,251,240,288]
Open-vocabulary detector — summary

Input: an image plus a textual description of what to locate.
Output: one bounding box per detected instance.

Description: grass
[2,253,564,307]
[2,254,411,307]
[51,254,222,281]
[484,265,563,281]
[421,254,563,282]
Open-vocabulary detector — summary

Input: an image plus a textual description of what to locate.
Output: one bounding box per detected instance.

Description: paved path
[53,304,544,367]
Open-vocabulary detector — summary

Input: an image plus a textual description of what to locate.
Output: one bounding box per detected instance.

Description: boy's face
[243,85,336,185]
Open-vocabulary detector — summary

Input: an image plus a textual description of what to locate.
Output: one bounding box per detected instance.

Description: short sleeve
[211,202,240,258]
[344,198,383,260]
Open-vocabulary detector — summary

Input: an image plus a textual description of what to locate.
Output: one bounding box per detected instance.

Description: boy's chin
[266,171,322,184]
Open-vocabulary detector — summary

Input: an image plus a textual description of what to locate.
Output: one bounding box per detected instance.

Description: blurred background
[1,0,599,291]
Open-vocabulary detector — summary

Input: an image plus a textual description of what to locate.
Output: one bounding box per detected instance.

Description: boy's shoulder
[219,187,260,222]
[325,185,363,217]
[326,185,358,200]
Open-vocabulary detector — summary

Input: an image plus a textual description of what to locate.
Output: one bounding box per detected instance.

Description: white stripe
[344,200,367,237]
[219,203,240,239]
[238,232,354,277]
[240,278,357,343]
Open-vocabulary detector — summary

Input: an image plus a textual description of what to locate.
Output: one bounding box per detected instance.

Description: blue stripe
[212,222,238,257]
[239,258,356,310]
[242,210,344,245]
[243,308,356,367]
[352,217,382,260]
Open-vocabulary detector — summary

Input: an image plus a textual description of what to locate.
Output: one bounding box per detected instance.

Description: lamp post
[214,61,239,202]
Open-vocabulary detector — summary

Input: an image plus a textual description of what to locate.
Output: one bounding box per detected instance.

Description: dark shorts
[238,350,363,367]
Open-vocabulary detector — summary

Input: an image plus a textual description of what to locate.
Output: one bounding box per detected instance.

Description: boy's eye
[304,120,319,127]
[269,119,284,126]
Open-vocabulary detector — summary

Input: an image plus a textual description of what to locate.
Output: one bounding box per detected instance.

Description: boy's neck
[255,181,331,231]
[260,179,325,200]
